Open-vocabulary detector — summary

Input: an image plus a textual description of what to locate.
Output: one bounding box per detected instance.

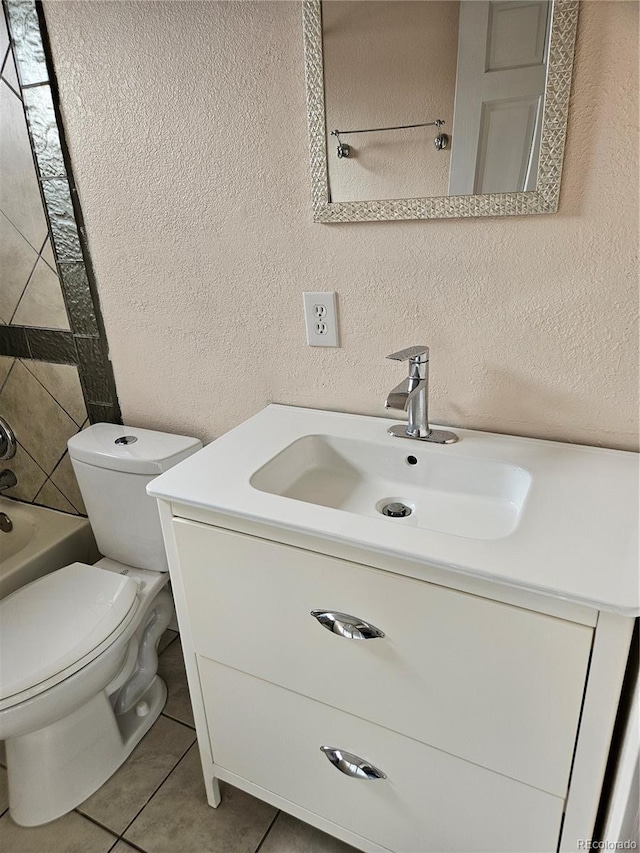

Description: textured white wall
[43,0,638,450]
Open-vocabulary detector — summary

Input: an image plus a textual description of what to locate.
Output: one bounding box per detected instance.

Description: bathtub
[0,497,99,599]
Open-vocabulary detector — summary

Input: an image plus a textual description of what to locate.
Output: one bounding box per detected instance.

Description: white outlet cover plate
[303,292,339,347]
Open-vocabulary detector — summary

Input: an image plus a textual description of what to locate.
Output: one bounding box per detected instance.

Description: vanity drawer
[174,519,592,796]
[199,657,564,853]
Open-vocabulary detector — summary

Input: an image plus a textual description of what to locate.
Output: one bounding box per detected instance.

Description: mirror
[303,0,579,222]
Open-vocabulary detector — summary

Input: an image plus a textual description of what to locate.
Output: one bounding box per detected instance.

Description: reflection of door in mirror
[322,0,551,204]
[449,0,551,195]
[323,1,460,203]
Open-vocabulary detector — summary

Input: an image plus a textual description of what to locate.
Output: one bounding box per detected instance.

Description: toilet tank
[68,424,202,572]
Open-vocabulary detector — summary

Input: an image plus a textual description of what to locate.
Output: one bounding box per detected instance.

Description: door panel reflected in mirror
[303,0,578,221]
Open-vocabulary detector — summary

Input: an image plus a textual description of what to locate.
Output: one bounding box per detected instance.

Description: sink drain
[381,501,412,518]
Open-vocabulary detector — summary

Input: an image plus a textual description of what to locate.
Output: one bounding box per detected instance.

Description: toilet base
[6,675,167,826]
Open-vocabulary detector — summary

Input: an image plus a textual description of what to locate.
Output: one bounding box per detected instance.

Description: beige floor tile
[125,745,276,853]
[158,637,195,727]
[0,809,116,853]
[78,714,196,835]
[259,811,359,853]
[0,766,8,815]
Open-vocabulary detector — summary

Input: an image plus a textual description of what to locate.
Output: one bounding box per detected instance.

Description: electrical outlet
[303,292,339,347]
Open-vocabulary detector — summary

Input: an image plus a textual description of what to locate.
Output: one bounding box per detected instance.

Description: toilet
[0,423,202,827]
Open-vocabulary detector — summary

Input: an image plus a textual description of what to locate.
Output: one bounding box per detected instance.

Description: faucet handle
[386,345,429,364]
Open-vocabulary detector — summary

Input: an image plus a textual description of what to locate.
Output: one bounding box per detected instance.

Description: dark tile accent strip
[40,177,83,261]
[58,262,99,336]
[76,337,114,404]
[86,402,121,425]
[4,0,121,427]
[26,328,77,363]
[22,83,65,178]
[3,0,47,85]
[0,325,30,358]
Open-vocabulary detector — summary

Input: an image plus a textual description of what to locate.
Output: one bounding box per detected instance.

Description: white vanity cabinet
[159,509,633,853]
[149,404,638,853]
[174,521,591,797]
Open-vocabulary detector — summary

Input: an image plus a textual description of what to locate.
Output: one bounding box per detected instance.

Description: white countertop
[148,405,639,616]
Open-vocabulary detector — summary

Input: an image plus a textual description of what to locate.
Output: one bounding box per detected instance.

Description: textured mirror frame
[303,0,579,223]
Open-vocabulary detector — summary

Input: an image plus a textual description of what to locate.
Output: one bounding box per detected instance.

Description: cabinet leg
[206,775,221,808]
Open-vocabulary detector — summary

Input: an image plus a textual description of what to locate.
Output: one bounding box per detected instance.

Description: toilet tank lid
[68,424,202,475]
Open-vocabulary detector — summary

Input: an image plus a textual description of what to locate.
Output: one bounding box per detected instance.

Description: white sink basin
[251,434,531,540]
[148,405,639,616]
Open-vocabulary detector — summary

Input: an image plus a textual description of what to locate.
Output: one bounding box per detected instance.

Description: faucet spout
[385,390,408,410]
[385,351,431,438]
[384,345,458,444]
[384,378,427,412]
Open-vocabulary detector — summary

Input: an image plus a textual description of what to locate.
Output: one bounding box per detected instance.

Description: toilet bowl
[0,424,201,826]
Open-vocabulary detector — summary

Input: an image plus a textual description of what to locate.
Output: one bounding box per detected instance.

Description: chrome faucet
[0,469,17,493]
[385,346,458,444]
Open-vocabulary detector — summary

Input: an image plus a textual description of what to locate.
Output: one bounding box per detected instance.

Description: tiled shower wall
[0,0,120,513]
[0,358,87,512]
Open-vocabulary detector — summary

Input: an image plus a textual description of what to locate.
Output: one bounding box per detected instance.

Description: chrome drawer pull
[310,610,385,640]
[320,746,387,780]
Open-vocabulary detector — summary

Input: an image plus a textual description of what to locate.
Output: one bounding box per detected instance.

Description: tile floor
[0,631,358,853]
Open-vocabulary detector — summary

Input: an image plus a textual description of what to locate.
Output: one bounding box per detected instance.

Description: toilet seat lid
[0,563,139,702]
